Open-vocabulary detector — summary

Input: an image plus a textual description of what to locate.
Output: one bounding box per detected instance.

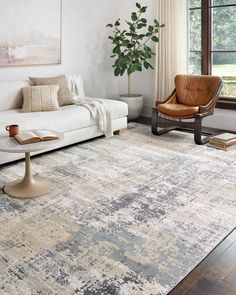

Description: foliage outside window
[189,0,236,100]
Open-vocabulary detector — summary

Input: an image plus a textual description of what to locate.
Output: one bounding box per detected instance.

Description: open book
[15,130,59,145]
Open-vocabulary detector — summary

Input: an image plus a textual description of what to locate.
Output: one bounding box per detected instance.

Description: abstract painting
[0,0,61,66]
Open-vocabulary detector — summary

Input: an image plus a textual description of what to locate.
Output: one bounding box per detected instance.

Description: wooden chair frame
[152,83,223,145]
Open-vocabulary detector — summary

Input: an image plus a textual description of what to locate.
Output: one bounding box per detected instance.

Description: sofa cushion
[29,75,74,106]
[0,98,128,136]
[22,85,60,112]
[0,80,31,111]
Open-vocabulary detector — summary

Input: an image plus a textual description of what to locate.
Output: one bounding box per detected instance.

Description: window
[189,0,236,109]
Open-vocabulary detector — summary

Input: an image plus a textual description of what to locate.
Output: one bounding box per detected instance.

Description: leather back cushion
[0,80,31,111]
[175,75,222,106]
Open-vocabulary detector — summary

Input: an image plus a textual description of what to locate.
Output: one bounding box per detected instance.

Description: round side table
[0,130,63,198]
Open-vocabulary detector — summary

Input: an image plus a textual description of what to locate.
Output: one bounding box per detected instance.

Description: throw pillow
[22,85,60,112]
[29,75,74,106]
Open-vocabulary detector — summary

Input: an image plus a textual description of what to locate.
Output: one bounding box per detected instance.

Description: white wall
[0,0,157,112]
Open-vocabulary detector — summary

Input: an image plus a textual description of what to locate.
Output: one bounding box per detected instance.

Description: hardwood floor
[168,228,236,295]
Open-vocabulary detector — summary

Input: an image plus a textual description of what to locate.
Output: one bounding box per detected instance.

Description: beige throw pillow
[22,85,60,112]
[29,75,74,106]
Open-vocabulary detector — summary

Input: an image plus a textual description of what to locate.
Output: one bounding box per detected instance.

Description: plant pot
[119,94,143,120]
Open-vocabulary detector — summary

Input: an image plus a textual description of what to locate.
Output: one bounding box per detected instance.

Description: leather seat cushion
[157,103,199,117]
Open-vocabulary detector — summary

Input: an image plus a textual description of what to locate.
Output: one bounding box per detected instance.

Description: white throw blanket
[66,74,113,137]
[75,97,113,137]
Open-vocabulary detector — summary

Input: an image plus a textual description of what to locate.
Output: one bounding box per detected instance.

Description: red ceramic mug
[6,124,19,137]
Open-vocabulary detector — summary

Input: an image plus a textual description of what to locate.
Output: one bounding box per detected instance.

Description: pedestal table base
[3,152,51,198]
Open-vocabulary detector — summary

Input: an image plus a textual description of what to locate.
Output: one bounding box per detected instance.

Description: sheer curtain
[155,0,189,103]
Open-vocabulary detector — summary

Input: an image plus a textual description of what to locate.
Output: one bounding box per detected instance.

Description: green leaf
[149,64,154,70]
[137,23,146,29]
[139,34,146,38]
[144,45,152,52]
[146,61,154,70]
[144,61,149,69]
[127,66,133,76]
[125,32,135,37]
[140,18,147,23]
[113,46,121,54]
[130,25,135,32]
[136,3,141,9]
[134,63,142,71]
[106,24,113,28]
[114,67,121,76]
[140,6,147,13]
[120,67,126,76]
[151,36,159,42]
[131,12,137,21]
[121,40,129,46]
[110,54,116,58]
[148,26,154,32]
[154,19,159,26]
[127,43,133,48]
[126,21,132,26]
[115,20,120,26]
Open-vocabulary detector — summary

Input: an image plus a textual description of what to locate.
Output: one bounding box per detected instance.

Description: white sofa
[0,79,128,165]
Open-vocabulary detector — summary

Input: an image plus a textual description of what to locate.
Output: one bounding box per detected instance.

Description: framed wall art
[0,0,61,66]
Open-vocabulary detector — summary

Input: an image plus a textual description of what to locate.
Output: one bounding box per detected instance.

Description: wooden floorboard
[168,228,236,295]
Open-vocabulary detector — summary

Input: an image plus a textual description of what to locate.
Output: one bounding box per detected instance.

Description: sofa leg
[114,128,127,135]
[194,117,210,145]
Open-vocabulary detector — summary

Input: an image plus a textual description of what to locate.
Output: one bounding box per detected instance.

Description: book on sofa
[15,130,59,144]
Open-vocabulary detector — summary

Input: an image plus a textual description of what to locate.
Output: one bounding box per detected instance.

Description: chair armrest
[156,89,177,106]
[199,94,220,113]
[199,101,215,114]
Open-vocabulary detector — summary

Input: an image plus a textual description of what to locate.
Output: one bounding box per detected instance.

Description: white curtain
[155,0,189,103]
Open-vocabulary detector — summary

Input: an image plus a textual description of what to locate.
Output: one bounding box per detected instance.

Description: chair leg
[151,109,158,135]
[152,110,177,136]
[194,117,210,145]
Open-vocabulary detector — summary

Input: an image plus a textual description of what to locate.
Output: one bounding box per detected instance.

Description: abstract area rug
[0,123,235,295]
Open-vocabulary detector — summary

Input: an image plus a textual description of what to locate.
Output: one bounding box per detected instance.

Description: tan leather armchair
[152,75,223,144]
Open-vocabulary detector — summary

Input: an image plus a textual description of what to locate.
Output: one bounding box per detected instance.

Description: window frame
[189,0,236,110]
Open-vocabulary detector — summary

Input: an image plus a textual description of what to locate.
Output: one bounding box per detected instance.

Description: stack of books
[208,133,236,151]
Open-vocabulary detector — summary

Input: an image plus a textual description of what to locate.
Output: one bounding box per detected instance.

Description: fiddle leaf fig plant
[106,2,164,96]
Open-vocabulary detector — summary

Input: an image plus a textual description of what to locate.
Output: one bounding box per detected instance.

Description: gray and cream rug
[0,123,235,295]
